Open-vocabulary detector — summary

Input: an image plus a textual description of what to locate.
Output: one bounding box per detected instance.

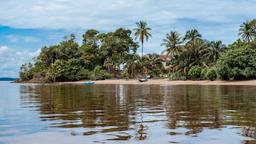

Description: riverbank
[65,79,256,86]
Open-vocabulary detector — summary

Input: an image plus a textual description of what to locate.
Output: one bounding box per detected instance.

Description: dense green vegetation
[19,19,256,82]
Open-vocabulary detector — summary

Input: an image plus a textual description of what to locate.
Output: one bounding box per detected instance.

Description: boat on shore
[84,81,95,85]
[139,75,152,82]
[139,78,148,82]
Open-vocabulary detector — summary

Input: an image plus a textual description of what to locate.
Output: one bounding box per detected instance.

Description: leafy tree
[19,63,34,81]
[47,60,65,82]
[99,28,138,78]
[57,34,80,60]
[82,29,99,45]
[215,45,256,80]
[80,29,102,70]
[19,20,256,82]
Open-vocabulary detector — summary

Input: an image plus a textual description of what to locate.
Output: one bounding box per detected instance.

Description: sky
[1,0,256,77]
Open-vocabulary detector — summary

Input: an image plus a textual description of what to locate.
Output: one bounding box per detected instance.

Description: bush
[46,59,89,82]
[77,69,90,80]
[89,67,104,80]
[215,45,256,80]
[104,72,114,79]
[47,60,66,82]
[200,68,208,80]
[206,68,217,81]
[120,71,128,79]
[169,72,187,80]
[188,66,202,80]
[19,63,34,81]
[89,66,113,80]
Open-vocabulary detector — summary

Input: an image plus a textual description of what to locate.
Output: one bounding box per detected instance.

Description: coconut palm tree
[124,53,140,78]
[239,21,256,43]
[134,21,152,57]
[161,31,182,59]
[143,54,164,77]
[186,39,207,65]
[183,29,202,42]
[175,39,207,75]
[207,41,226,62]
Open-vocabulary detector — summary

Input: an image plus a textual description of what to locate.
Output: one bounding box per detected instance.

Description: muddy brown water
[1,81,256,144]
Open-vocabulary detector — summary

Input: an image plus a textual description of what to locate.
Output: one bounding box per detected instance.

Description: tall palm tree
[134,21,152,57]
[161,31,182,59]
[239,21,256,43]
[183,29,202,42]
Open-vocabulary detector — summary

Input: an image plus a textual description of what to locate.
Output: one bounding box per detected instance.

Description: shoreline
[63,79,256,86]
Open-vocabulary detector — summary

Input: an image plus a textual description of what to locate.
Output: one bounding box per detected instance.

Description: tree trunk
[141,42,145,76]
[141,42,144,58]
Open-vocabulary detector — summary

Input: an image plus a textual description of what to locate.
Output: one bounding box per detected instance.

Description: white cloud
[5,35,19,43]
[24,36,40,43]
[0,0,256,76]
[5,35,40,43]
[15,49,41,57]
[0,46,9,55]
[0,46,40,77]
[0,0,254,47]
[0,0,255,29]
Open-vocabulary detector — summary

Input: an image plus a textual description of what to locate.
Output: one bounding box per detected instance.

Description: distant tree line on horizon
[19,19,256,82]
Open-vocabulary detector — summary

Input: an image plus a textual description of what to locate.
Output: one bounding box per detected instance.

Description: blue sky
[1,0,256,77]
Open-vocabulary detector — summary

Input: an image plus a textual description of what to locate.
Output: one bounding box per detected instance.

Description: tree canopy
[19,19,256,82]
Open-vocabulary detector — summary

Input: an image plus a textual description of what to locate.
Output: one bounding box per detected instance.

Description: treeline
[19,23,164,82]
[167,19,256,80]
[19,19,256,82]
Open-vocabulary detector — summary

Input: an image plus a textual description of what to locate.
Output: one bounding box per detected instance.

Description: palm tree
[239,21,256,43]
[161,31,182,59]
[143,54,164,76]
[125,53,140,78]
[183,29,202,42]
[134,21,152,57]
[186,39,207,66]
[176,39,207,75]
[207,41,226,62]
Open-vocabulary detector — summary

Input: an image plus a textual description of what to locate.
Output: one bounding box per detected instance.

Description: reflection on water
[1,82,256,144]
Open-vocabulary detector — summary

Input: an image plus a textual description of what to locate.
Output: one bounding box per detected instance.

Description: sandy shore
[66,79,256,86]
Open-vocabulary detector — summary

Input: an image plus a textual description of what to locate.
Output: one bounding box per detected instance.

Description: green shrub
[120,71,128,79]
[215,45,256,80]
[206,68,217,81]
[47,60,66,82]
[188,66,202,80]
[200,68,208,80]
[104,72,114,79]
[89,66,111,80]
[77,69,90,80]
[169,72,187,80]
[19,63,34,81]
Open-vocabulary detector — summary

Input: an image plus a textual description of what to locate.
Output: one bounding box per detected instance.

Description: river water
[1,81,256,144]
